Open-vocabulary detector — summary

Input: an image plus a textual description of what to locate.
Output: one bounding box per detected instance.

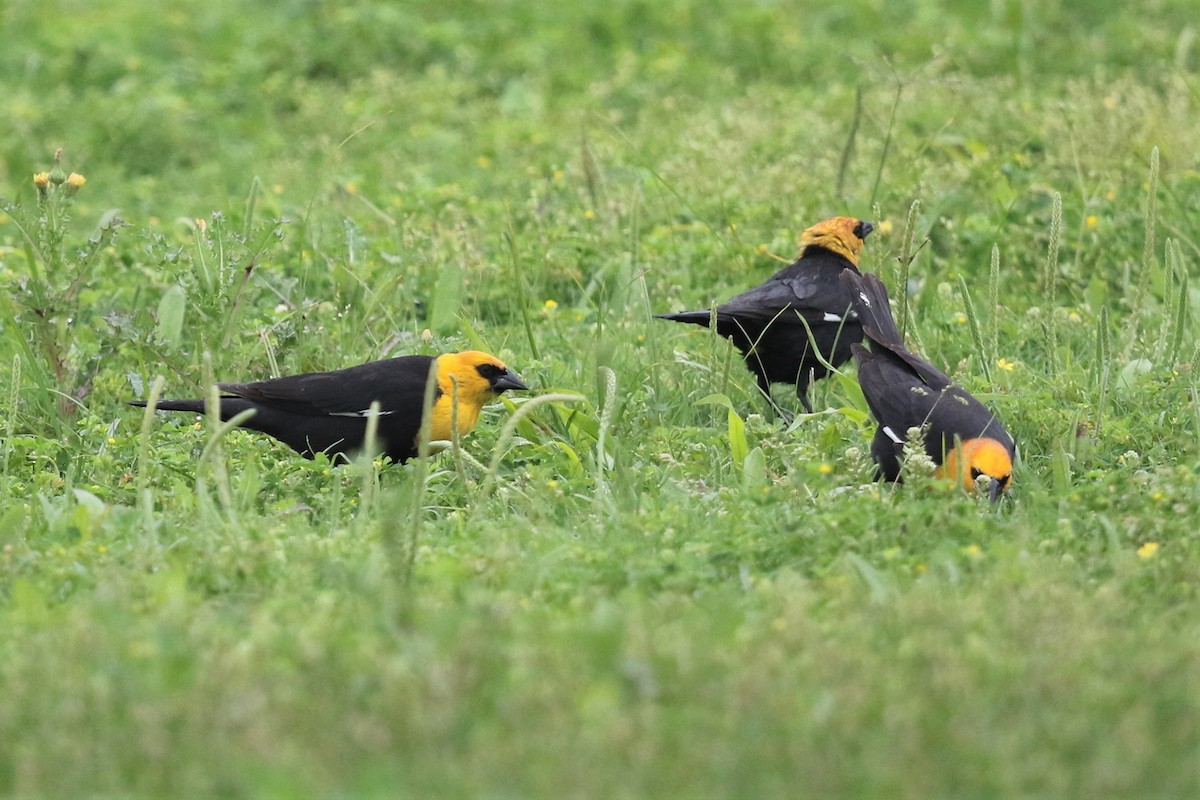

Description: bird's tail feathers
[655,310,720,328]
[128,399,207,413]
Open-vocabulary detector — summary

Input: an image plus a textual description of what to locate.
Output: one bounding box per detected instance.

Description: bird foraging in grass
[842,270,1015,501]
[131,350,529,464]
[656,216,874,415]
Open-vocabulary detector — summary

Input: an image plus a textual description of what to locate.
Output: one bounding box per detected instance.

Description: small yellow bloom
[343,182,358,194]
[755,243,770,255]
[1104,189,1117,202]
[33,171,50,188]
[915,563,927,574]
[552,169,564,181]
[584,209,596,220]
[195,218,207,232]
[543,299,558,310]
[818,463,834,474]
[878,219,894,235]
[1137,541,1159,559]
[547,479,559,489]
[955,313,968,324]
[997,358,1015,372]
[1067,310,1082,322]
[107,437,117,445]
[1086,215,1098,230]
[476,156,492,168]
[66,172,86,188]
[964,544,982,558]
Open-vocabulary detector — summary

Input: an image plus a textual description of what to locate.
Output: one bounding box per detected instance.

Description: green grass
[3,0,1200,796]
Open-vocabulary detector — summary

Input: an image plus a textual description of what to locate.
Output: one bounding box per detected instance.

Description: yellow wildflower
[878,220,894,235]
[1137,542,1159,559]
[997,358,1015,372]
[476,156,492,168]
[33,171,50,189]
[543,299,558,310]
[1086,215,1098,230]
[818,463,834,474]
[65,172,87,195]
[584,209,596,220]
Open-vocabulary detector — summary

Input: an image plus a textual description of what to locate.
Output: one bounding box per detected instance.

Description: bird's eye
[475,363,504,380]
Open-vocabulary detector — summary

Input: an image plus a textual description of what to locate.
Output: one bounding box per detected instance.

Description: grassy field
[3,0,1200,796]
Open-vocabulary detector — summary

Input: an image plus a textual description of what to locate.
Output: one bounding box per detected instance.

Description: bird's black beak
[988,477,1004,504]
[854,220,875,240]
[491,370,529,393]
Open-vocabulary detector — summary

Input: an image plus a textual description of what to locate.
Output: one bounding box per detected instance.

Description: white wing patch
[329,409,396,418]
[883,425,904,444]
[857,291,872,308]
[822,312,843,323]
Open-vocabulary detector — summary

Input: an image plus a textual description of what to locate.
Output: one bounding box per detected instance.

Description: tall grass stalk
[958,276,992,384]
[2,354,19,480]
[136,376,165,537]
[895,199,922,342]
[1130,147,1161,343]
[355,400,383,525]
[594,366,617,504]
[506,229,541,361]
[988,244,1001,367]
[1163,240,1188,367]
[1094,306,1111,436]
[1042,192,1063,370]
[399,361,441,589]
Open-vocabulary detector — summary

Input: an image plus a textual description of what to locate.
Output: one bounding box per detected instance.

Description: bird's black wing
[840,270,954,389]
[718,262,857,326]
[220,355,439,417]
[853,344,1013,460]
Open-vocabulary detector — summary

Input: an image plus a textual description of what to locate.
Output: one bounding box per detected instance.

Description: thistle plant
[1,149,125,423]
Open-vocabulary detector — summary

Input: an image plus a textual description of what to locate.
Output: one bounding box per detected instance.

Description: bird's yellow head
[431,351,528,441]
[799,216,874,266]
[940,437,1013,502]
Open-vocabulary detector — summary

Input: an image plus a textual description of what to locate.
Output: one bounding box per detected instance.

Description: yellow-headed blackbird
[657,216,874,413]
[131,350,528,463]
[841,271,1015,500]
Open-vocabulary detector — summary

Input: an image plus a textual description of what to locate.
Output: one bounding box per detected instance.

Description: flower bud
[65,173,86,196]
[33,171,50,201]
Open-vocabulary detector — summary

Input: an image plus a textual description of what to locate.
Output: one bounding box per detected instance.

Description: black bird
[842,270,1015,500]
[131,350,528,463]
[657,216,874,413]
